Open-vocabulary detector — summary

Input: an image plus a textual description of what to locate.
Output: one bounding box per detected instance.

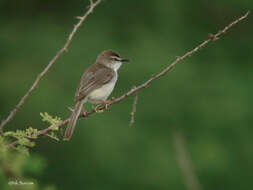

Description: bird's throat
[104,61,122,71]
[112,62,122,71]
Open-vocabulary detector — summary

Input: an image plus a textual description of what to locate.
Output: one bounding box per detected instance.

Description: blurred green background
[1,0,253,189]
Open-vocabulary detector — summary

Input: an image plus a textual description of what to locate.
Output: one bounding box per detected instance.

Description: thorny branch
[0,0,103,131]
[7,11,250,148]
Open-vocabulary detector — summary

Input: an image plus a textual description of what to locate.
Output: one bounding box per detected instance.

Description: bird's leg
[100,100,110,109]
[82,107,87,117]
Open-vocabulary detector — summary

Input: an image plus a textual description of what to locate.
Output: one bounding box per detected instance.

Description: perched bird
[64,50,129,140]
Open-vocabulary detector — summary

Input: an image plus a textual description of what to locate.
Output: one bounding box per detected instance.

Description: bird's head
[96,50,130,70]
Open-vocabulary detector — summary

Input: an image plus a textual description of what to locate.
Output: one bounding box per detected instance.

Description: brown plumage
[64,50,129,140]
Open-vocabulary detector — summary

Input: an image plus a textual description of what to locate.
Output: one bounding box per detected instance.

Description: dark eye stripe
[111,52,120,58]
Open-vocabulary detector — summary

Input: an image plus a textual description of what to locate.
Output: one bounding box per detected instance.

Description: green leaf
[40,112,62,131]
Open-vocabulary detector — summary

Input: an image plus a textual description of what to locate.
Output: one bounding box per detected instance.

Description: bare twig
[129,90,138,126]
[0,0,103,131]
[173,130,203,190]
[7,11,250,147]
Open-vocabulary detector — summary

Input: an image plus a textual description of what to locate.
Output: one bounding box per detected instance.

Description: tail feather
[64,100,84,141]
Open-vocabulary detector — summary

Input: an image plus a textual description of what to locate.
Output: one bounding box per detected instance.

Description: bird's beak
[120,58,130,63]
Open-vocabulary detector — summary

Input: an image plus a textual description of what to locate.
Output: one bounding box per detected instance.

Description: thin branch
[173,130,203,190]
[129,90,138,126]
[0,0,103,131]
[7,11,250,148]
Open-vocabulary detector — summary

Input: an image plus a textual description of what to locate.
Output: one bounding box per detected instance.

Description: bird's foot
[96,100,110,110]
[93,105,104,113]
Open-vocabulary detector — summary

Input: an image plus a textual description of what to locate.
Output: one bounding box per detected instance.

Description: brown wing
[74,63,114,103]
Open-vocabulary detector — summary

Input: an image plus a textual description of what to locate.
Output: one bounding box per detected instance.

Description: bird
[64,50,130,140]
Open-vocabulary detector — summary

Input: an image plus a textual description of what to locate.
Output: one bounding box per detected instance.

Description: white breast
[86,61,122,104]
[87,72,118,104]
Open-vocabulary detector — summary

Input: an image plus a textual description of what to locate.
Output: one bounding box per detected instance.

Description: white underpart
[87,61,122,104]
[111,61,122,71]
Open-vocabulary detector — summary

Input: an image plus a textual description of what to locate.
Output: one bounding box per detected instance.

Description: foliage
[40,112,61,141]
[4,127,38,148]
[0,135,56,190]
[0,112,61,189]
[40,112,61,131]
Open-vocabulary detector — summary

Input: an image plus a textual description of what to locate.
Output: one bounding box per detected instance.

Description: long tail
[64,99,85,141]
